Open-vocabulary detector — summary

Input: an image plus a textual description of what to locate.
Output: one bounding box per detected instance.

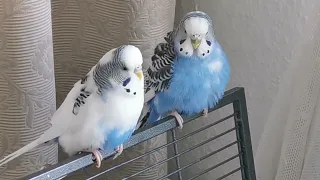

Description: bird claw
[203,108,208,118]
[113,144,123,159]
[91,150,103,168]
[168,111,184,129]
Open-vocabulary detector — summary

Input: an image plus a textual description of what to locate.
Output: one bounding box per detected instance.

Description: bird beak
[191,39,201,49]
[135,70,143,80]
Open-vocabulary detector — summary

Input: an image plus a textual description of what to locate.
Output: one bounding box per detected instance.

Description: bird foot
[168,110,184,129]
[91,150,103,168]
[113,144,123,159]
[203,108,208,118]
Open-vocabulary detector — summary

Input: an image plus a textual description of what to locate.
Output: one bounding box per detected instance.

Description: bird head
[94,45,144,90]
[173,11,215,59]
[116,45,144,82]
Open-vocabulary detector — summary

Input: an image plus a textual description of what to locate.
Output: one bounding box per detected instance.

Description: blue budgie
[137,11,230,129]
[0,45,144,168]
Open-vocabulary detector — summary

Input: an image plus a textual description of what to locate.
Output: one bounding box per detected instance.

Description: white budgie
[0,45,144,168]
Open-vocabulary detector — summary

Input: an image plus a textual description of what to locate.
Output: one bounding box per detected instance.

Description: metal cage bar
[233,88,256,180]
[22,87,256,180]
[171,129,182,180]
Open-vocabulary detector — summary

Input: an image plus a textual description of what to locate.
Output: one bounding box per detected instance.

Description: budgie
[0,45,144,168]
[137,11,230,129]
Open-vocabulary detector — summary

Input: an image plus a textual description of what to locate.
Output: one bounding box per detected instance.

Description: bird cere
[0,11,230,171]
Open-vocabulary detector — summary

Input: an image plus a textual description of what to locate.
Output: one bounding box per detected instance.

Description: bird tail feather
[0,138,40,167]
[0,126,60,167]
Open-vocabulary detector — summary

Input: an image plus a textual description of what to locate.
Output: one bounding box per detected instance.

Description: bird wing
[136,31,176,129]
[144,31,176,102]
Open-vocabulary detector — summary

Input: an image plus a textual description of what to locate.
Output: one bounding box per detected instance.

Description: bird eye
[123,67,128,71]
[180,39,186,44]
[184,30,187,33]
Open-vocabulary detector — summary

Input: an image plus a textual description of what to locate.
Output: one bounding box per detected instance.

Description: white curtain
[176,0,320,179]
[255,2,320,180]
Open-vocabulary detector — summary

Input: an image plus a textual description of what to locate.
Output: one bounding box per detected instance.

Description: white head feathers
[184,17,209,36]
[99,45,143,67]
[119,45,143,71]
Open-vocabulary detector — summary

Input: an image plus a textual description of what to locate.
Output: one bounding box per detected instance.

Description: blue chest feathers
[152,43,230,116]
[102,128,135,151]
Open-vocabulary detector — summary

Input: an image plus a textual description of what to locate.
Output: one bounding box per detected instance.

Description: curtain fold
[51,0,176,179]
[0,0,57,179]
[255,3,320,179]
